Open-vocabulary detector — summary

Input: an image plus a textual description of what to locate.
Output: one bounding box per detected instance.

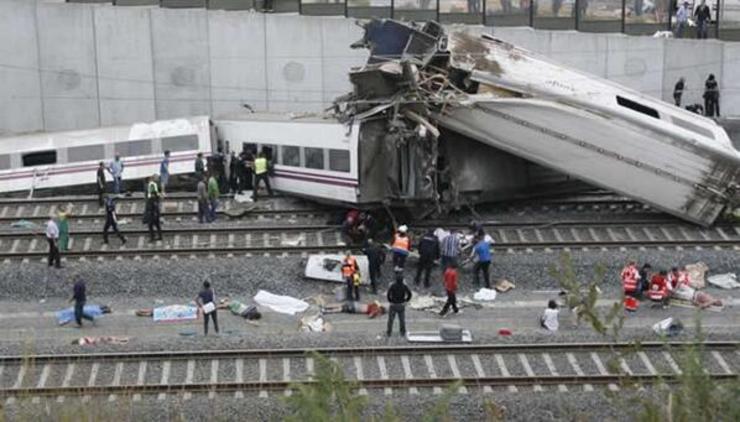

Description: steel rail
[0,224,340,238]
[2,341,736,364]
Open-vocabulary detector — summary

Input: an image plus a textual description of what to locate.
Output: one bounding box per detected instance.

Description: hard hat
[398,225,408,233]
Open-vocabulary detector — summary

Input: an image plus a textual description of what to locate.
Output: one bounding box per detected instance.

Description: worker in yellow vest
[252,151,273,201]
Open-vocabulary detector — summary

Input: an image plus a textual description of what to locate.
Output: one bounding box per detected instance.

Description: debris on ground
[707,273,740,289]
[409,294,442,310]
[134,304,198,322]
[56,304,110,325]
[233,192,254,203]
[254,290,309,315]
[304,254,370,284]
[407,325,472,343]
[652,317,684,337]
[685,262,709,289]
[495,279,516,292]
[10,220,37,229]
[73,336,130,346]
[472,288,497,302]
[300,314,331,333]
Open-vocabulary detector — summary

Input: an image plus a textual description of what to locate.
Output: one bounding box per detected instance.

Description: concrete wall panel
[721,43,740,117]
[265,14,324,112]
[208,11,267,117]
[0,0,43,135]
[606,35,665,99]
[548,31,608,77]
[492,27,552,55]
[320,17,367,105]
[37,3,99,131]
[662,39,723,109]
[94,6,155,126]
[151,8,211,119]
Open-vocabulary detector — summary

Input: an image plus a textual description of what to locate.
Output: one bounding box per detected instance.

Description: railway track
[0,220,738,261]
[1,342,737,400]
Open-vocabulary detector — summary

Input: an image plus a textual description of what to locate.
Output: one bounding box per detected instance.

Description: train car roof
[214,112,343,124]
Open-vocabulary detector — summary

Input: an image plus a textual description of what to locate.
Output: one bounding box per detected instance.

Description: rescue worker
[145,175,162,242]
[668,266,690,290]
[207,172,220,222]
[704,74,720,117]
[415,229,439,288]
[96,161,106,207]
[102,195,126,245]
[648,270,671,308]
[363,238,385,294]
[620,261,640,297]
[342,252,359,301]
[673,77,685,107]
[391,225,411,271]
[194,152,206,182]
[252,151,273,201]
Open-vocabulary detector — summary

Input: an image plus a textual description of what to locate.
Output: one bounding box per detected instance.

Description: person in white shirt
[674,1,690,38]
[540,300,560,332]
[46,217,61,268]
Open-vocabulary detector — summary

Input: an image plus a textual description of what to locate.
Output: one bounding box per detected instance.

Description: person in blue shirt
[471,235,492,288]
[159,150,170,194]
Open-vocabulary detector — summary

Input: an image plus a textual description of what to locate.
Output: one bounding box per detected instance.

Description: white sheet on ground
[254,290,309,315]
[473,288,497,301]
[409,295,441,310]
[707,273,740,289]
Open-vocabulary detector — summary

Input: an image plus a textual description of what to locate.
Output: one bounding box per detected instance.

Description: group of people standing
[673,73,720,117]
[674,0,713,39]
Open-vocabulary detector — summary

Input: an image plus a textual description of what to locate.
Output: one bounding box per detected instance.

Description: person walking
[96,161,106,207]
[342,252,360,301]
[207,172,220,222]
[252,151,273,201]
[196,281,219,335]
[440,230,460,270]
[694,0,712,39]
[57,205,70,252]
[415,229,439,288]
[108,155,124,194]
[390,225,411,271]
[70,275,95,328]
[159,150,170,195]
[197,176,208,224]
[102,195,126,245]
[241,148,255,192]
[440,263,460,317]
[145,175,162,242]
[704,74,720,117]
[363,238,385,294]
[540,300,559,332]
[386,273,412,337]
[674,1,690,38]
[194,152,206,182]
[471,235,492,288]
[46,215,61,268]
[673,77,685,107]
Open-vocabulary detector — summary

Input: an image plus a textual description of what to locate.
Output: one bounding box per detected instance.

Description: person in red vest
[391,225,411,271]
[620,261,641,297]
[342,252,359,301]
[648,270,671,308]
[667,267,690,290]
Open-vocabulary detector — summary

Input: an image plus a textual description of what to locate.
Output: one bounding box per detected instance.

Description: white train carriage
[0,116,212,194]
[214,113,364,204]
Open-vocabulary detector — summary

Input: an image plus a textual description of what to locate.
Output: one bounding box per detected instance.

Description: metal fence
[70,0,740,40]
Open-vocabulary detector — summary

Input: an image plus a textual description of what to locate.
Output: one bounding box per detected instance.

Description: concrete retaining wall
[1,1,738,135]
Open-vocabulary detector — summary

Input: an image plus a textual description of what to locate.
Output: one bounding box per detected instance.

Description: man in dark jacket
[704,74,720,117]
[96,162,106,207]
[70,275,95,328]
[673,77,685,107]
[415,230,439,288]
[694,0,712,39]
[363,238,385,294]
[387,273,412,337]
[102,195,126,245]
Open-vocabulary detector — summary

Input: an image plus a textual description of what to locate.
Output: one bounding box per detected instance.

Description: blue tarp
[56,305,104,325]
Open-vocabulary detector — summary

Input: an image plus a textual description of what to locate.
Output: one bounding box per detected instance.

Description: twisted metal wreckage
[332,19,740,226]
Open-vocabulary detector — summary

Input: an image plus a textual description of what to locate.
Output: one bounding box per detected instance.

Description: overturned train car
[339,19,740,226]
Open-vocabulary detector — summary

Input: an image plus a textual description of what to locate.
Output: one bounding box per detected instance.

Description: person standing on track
[386,272,412,337]
[108,155,124,194]
[342,252,360,301]
[145,175,163,242]
[46,215,62,268]
[96,161,106,207]
[252,151,273,201]
[440,263,460,317]
[103,195,126,245]
[207,172,220,223]
[194,152,206,183]
[197,176,208,224]
[70,275,95,328]
[390,225,411,271]
[57,204,70,252]
[471,234,492,288]
[363,238,385,294]
[196,281,219,335]
[159,150,170,195]
[415,229,439,288]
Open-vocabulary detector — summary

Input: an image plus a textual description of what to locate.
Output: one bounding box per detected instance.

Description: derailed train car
[336,19,740,226]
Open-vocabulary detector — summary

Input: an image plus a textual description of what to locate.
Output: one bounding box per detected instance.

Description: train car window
[68,145,105,163]
[0,154,10,170]
[616,96,659,119]
[161,135,199,153]
[281,146,300,167]
[671,117,715,139]
[22,150,56,167]
[115,139,152,157]
[305,147,325,170]
[261,145,276,162]
[328,149,350,172]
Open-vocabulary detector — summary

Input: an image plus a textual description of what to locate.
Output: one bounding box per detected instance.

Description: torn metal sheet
[304,254,370,285]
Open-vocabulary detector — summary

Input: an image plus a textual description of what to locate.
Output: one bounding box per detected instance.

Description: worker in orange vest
[342,252,360,301]
[620,261,640,297]
[648,270,671,308]
[391,225,411,271]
